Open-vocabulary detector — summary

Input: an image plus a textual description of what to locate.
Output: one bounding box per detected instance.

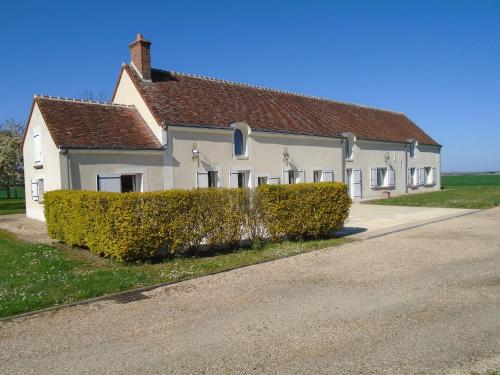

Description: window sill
[233,155,249,160]
[345,158,354,162]
[33,163,43,169]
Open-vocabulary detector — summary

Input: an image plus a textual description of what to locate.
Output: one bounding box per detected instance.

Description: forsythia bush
[44,183,350,262]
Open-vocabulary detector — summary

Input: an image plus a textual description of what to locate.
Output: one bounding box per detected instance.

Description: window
[408,167,418,187]
[33,132,42,167]
[208,171,218,187]
[313,170,323,183]
[343,139,352,159]
[230,171,249,188]
[286,170,296,184]
[97,174,140,192]
[31,179,44,202]
[409,142,416,158]
[257,176,268,186]
[234,129,245,156]
[370,167,394,188]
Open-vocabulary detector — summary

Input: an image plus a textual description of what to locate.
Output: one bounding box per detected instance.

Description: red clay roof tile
[35,97,162,150]
[124,65,439,146]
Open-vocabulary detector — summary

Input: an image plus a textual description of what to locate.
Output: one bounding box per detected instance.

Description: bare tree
[0,119,25,198]
[80,90,109,102]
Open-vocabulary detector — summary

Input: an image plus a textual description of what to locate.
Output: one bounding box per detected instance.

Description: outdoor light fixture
[192,143,199,161]
[283,146,289,162]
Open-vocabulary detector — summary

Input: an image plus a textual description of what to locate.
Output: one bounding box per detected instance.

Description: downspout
[60,148,72,190]
[340,138,346,183]
[404,143,408,193]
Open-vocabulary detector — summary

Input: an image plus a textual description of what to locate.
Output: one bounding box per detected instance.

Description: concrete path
[1,208,499,374]
[342,203,476,239]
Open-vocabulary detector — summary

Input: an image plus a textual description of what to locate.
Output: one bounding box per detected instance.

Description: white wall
[23,104,64,220]
[169,125,343,189]
[65,150,165,191]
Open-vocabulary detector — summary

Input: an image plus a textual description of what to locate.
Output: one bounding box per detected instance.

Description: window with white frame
[97,174,141,192]
[257,176,268,186]
[343,138,353,160]
[283,170,304,184]
[197,171,219,188]
[33,131,42,167]
[371,167,395,189]
[31,179,44,202]
[233,129,245,157]
[230,170,250,188]
[313,170,322,183]
[409,141,416,159]
[408,167,419,187]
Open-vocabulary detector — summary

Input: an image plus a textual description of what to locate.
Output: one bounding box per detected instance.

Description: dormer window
[342,133,354,160]
[344,139,351,159]
[409,140,417,158]
[234,129,245,156]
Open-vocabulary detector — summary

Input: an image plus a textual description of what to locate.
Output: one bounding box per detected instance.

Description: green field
[0,230,346,319]
[0,198,25,215]
[368,174,500,209]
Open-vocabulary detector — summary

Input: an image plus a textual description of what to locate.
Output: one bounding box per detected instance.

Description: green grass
[0,229,347,319]
[0,198,25,215]
[367,174,500,209]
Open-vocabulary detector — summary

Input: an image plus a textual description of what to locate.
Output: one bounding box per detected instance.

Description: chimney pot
[129,34,152,81]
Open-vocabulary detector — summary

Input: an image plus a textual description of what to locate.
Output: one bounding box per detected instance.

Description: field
[368,174,500,209]
[0,187,25,215]
[0,230,346,319]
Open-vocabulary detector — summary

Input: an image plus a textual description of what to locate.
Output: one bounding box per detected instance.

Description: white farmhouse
[23,34,441,221]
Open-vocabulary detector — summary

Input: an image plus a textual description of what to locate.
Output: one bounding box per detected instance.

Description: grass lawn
[0,198,26,215]
[367,174,500,209]
[0,229,347,319]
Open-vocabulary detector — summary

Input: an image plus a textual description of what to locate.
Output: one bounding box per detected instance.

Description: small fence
[0,186,25,199]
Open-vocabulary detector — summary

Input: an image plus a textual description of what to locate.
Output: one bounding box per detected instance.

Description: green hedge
[45,183,350,261]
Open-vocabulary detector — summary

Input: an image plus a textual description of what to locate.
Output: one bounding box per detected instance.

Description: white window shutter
[229,171,239,188]
[33,133,42,164]
[353,168,362,198]
[322,170,333,182]
[97,175,121,192]
[197,172,209,188]
[407,168,412,186]
[31,179,39,201]
[282,170,289,184]
[431,167,437,185]
[388,168,395,187]
[370,168,378,188]
[268,176,280,185]
[297,170,305,183]
[419,167,425,186]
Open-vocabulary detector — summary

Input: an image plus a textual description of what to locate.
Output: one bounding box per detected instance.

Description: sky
[1,0,499,172]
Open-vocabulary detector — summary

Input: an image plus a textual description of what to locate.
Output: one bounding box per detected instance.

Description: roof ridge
[150,67,405,115]
[34,94,134,108]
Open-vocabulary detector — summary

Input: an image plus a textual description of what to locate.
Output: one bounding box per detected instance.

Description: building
[23,34,441,221]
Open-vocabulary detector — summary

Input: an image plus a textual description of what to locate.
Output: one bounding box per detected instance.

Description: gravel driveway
[1,208,499,374]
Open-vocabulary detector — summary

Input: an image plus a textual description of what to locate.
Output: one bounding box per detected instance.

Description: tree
[80,90,109,102]
[0,119,25,199]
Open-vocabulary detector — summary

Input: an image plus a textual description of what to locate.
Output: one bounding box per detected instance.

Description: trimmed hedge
[45,183,350,261]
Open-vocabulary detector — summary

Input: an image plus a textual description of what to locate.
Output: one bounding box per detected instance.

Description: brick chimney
[129,34,152,81]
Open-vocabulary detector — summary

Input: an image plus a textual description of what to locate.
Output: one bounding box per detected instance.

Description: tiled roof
[123,65,439,146]
[35,96,162,150]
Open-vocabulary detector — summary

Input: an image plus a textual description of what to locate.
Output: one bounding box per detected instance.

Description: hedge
[44,182,350,262]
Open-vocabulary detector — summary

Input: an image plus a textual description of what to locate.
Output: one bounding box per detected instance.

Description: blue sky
[1,0,499,172]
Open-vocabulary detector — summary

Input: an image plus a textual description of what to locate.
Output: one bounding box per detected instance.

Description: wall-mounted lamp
[283,146,289,162]
[192,143,199,161]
